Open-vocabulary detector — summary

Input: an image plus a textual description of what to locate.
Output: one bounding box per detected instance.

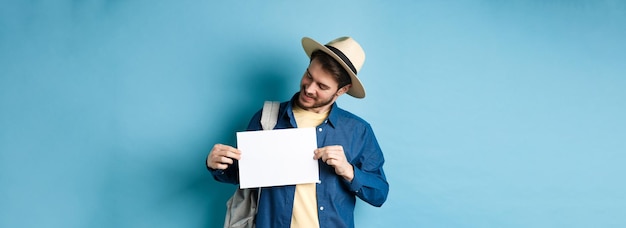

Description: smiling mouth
[300,91,315,101]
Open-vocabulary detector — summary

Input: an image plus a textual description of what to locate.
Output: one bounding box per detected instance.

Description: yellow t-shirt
[290,104,328,228]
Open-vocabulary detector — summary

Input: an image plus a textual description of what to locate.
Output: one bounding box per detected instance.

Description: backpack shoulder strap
[254,101,280,212]
[260,101,280,130]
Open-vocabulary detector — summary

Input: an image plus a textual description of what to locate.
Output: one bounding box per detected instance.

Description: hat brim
[302,37,365,98]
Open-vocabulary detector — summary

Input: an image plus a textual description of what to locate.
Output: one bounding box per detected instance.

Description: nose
[304,82,316,96]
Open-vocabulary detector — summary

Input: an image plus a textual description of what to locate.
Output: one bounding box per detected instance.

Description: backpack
[223,101,280,228]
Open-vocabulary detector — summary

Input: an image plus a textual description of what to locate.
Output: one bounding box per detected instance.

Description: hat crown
[325,37,365,74]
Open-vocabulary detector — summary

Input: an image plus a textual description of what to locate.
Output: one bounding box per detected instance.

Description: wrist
[341,164,355,182]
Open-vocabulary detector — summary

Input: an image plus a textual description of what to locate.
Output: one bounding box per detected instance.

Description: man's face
[297,58,350,113]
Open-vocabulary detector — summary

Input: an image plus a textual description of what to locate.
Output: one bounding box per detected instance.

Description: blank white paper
[236,128,319,189]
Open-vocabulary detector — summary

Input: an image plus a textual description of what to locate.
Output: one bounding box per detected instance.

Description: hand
[207,144,241,170]
[314,145,354,181]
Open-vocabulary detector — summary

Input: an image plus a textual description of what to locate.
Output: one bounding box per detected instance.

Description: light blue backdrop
[1,1,625,227]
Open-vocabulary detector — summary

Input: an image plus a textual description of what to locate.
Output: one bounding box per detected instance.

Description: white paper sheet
[236,128,319,189]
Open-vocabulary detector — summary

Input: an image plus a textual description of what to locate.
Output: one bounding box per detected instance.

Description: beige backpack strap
[260,101,280,130]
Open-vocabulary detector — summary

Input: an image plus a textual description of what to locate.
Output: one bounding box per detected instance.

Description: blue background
[1,1,625,227]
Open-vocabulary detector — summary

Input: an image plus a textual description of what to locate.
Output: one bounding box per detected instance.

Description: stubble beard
[297,90,335,110]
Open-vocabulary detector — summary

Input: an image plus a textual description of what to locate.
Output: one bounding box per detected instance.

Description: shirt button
[320,206,324,211]
[318,128,323,132]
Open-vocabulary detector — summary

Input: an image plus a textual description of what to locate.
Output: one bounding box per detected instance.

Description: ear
[336,84,352,96]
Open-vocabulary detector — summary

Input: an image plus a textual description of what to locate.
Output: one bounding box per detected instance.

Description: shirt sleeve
[207,161,239,184]
[206,109,264,184]
[344,124,389,207]
[246,109,264,131]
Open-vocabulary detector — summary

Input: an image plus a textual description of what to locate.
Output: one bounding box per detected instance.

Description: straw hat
[302,36,366,98]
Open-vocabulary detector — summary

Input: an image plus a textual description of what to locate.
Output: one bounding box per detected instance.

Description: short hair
[310,50,352,89]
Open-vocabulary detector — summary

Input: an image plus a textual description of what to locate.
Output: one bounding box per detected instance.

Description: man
[206,36,389,228]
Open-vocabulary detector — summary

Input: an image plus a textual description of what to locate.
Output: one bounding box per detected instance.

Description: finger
[227,147,242,155]
[328,148,347,159]
[323,154,331,163]
[213,145,241,160]
[208,158,227,170]
[212,162,229,170]
[326,157,344,167]
[214,144,241,155]
[225,150,242,160]
[322,149,341,158]
[327,153,348,165]
[321,152,330,158]
[210,155,236,169]
[323,151,337,161]
[218,156,235,165]
[313,148,324,160]
[212,143,226,152]
[209,151,234,165]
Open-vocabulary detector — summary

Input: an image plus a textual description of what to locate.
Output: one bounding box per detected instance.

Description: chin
[298,101,313,109]
[299,94,313,105]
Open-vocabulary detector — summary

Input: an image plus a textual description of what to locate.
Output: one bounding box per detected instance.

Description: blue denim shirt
[210,93,389,228]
